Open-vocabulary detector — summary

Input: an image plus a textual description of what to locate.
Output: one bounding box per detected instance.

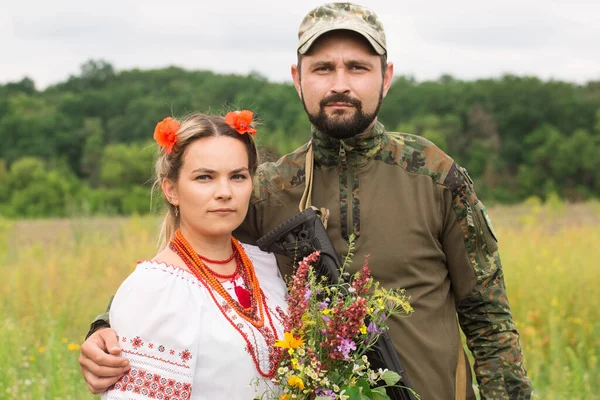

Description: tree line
[1,60,599,218]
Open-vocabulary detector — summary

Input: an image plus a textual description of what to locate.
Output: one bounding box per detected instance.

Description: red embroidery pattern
[116,335,191,367]
[132,336,144,349]
[179,349,192,362]
[111,367,191,399]
[121,350,191,369]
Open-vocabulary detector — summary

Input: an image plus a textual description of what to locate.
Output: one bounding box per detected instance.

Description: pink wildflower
[323,297,368,359]
[284,251,321,334]
[352,256,372,296]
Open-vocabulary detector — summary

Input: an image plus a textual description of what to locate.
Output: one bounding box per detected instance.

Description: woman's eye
[232,174,248,180]
[196,175,211,181]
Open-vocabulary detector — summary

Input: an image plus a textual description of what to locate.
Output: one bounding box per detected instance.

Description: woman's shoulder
[110,261,205,330]
[113,260,200,302]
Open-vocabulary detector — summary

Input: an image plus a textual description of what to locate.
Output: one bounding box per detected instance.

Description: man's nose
[331,69,350,94]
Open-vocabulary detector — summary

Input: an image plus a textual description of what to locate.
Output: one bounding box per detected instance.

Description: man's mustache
[319,94,362,109]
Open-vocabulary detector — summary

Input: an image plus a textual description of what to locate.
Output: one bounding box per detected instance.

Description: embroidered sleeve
[102,264,198,400]
[442,163,532,400]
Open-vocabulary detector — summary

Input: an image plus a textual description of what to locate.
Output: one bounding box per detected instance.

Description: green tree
[99,141,156,188]
[0,157,81,217]
[80,118,105,185]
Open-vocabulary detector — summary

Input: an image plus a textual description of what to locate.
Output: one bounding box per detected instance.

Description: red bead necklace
[197,247,237,264]
[201,260,240,281]
[169,230,282,378]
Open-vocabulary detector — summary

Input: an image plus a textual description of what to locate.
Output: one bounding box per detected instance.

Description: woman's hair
[154,113,259,249]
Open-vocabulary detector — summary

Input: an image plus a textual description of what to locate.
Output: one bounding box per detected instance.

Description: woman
[102,111,286,399]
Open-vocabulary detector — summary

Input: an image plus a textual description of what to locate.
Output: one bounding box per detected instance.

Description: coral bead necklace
[169,229,281,377]
[197,248,239,281]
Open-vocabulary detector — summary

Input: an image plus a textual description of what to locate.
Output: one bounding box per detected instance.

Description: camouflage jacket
[235,121,532,400]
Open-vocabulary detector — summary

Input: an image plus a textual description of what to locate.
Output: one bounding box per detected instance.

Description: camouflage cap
[297,2,386,55]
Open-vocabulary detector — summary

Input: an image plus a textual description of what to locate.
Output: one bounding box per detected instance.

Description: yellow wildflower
[279,395,289,400]
[359,325,367,335]
[67,343,81,352]
[38,347,45,353]
[287,376,305,390]
[275,332,304,349]
[29,355,35,361]
[322,308,332,316]
[291,358,299,370]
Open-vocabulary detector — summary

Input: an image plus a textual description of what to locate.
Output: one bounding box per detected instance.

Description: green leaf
[356,378,373,397]
[381,370,401,386]
[371,387,391,400]
[343,386,361,400]
[344,383,373,400]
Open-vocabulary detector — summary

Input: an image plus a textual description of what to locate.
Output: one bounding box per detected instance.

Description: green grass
[1,201,599,399]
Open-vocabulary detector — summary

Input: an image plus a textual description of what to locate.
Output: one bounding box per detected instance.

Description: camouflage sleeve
[84,296,113,340]
[442,163,532,400]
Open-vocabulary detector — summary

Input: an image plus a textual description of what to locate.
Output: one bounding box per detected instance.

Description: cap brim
[298,26,386,55]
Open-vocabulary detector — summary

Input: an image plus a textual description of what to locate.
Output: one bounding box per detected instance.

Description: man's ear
[291,64,302,99]
[382,61,394,98]
[162,178,178,205]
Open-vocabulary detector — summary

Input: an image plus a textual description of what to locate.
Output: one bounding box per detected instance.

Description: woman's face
[165,135,253,240]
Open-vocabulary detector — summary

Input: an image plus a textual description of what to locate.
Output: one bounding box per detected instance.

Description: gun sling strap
[299,142,330,228]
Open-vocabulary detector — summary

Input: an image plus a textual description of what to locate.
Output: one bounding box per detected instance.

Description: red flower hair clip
[225,110,257,136]
[154,117,180,154]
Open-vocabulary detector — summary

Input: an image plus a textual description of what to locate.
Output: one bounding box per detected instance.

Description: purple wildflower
[315,388,336,399]
[304,286,312,301]
[336,337,357,360]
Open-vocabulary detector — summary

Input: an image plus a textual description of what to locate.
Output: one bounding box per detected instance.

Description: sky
[1,0,599,89]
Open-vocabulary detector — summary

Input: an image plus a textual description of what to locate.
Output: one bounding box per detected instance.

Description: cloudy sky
[1,0,599,89]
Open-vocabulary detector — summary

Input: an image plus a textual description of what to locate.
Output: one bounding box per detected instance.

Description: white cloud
[1,0,599,89]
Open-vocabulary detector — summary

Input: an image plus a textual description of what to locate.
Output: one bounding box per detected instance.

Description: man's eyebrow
[308,60,335,69]
[345,59,374,68]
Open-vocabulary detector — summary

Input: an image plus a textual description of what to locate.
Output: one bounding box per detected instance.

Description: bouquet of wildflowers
[254,239,419,400]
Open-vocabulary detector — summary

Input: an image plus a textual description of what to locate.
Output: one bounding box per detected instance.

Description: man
[79,3,532,399]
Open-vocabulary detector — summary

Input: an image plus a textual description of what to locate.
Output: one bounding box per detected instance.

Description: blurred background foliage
[1,60,599,218]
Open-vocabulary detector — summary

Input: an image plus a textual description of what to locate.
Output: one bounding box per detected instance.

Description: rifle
[257,208,417,400]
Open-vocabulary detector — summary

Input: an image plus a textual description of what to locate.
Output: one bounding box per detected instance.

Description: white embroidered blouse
[102,244,287,400]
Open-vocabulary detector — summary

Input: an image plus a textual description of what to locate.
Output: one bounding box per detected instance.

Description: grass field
[0,200,598,399]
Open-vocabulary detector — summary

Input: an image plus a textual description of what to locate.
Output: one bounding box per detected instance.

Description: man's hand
[79,328,130,394]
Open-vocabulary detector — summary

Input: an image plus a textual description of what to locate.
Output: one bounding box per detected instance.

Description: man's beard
[302,89,383,140]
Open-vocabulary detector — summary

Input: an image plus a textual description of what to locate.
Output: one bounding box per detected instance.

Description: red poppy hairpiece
[225,110,257,136]
[154,117,180,154]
